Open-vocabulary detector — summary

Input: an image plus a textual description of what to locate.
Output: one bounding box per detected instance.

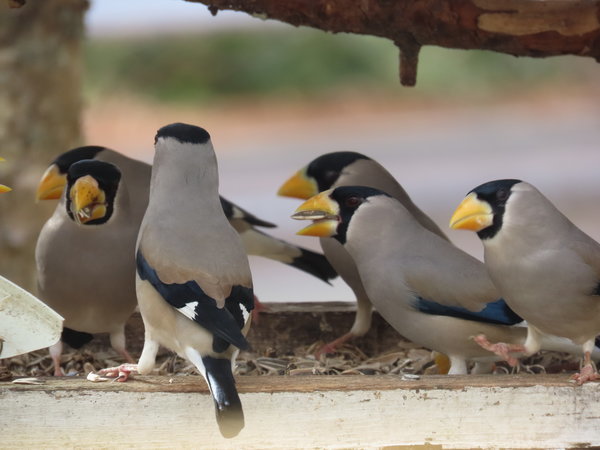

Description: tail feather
[239,228,337,283]
[203,356,244,439]
[290,248,338,284]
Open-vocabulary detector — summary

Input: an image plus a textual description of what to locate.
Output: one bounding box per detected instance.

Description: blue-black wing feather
[136,250,253,352]
[413,297,523,326]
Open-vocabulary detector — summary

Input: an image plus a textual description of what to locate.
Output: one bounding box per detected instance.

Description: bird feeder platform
[2,302,599,448]
[2,373,599,448]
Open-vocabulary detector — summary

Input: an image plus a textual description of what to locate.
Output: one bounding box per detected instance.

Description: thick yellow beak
[69,175,107,224]
[0,157,11,193]
[36,164,65,201]
[277,168,319,200]
[291,190,339,237]
[449,192,493,231]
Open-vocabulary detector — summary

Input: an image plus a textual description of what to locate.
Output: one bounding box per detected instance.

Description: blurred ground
[82,84,600,302]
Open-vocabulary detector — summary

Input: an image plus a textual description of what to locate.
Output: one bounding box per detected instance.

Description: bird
[99,123,254,438]
[450,179,600,384]
[291,185,599,374]
[37,146,337,285]
[35,159,138,375]
[278,151,448,357]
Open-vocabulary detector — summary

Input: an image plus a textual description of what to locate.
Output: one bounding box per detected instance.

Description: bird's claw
[95,363,138,382]
[571,363,599,385]
[472,334,523,367]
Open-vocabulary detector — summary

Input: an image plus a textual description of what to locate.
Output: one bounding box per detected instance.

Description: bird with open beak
[291,185,596,374]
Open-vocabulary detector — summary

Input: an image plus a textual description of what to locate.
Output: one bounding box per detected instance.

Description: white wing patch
[177,301,199,321]
[240,303,250,323]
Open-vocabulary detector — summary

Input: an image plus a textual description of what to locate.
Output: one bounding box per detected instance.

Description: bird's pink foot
[473,334,524,367]
[97,363,138,382]
[315,332,353,359]
[571,363,599,385]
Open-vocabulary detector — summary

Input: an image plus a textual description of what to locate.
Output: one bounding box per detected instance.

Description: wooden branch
[188,0,600,85]
[3,374,600,447]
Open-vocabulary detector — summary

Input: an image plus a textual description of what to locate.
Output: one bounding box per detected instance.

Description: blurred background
[3,0,600,302]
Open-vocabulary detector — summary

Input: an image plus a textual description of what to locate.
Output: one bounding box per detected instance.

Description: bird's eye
[497,189,509,202]
[344,196,362,208]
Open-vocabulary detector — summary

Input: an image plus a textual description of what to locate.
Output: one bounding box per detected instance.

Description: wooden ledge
[2,374,599,448]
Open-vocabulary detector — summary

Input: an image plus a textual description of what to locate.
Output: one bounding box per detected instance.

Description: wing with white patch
[136,250,253,352]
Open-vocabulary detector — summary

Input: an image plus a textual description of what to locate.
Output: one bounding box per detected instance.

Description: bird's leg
[137,335,159,375]
[571,340,599,385]
[109,327,135,363]
[315,332,354,359]
[315,295,372,358]
[472,334,524,367]
[49,340,65,376]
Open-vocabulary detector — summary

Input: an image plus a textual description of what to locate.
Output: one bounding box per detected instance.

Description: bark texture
[188,0,600,85]
[0,0,87,290]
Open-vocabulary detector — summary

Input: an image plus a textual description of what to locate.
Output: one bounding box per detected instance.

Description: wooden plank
[2,374,599,448]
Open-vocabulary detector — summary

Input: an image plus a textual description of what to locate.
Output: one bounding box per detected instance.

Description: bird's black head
[330,185,390,244]
[469,179,522,239]
[66,160,121,225]
[154,123,211,145]
[52,146,105,174]
[306,152,370,192]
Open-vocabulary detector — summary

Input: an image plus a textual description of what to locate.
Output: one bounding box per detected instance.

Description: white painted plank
[1,375,599,448]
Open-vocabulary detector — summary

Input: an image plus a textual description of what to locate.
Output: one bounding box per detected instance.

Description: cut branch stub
[395,35,421,87]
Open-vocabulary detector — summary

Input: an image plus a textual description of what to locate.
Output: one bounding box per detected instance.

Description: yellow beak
[69,175,107,224]
[449,192,493,231]
[0,157,11,193]
[277,168,319,200]
[36,164,65,201]
[291,190,339,237]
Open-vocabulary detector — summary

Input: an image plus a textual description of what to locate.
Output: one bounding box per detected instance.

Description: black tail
[202,356,244,438]
[61,327,94,349]
[290,248,338,284]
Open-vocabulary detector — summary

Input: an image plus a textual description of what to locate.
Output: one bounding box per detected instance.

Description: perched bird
[291,186,598,374]
[37,146,336,284]
[450,179,600,383]
[35,160,138,375]
[278,152,448,356]
[100,123,254,438]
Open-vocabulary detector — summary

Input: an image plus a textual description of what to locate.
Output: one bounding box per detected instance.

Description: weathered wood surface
[189,0,600,85]
[2,374,599,448]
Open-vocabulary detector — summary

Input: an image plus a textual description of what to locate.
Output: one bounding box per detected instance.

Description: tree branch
[189,0,600,85]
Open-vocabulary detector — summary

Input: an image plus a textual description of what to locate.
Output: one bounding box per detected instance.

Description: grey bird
[291,186,599,374]
[37,146,336,285]
[278,152,448,357]
[35,159,137,375]
[450,179,600,384]
[100,123,254,438]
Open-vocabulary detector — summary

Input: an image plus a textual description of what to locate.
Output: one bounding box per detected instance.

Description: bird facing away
[100,123,254,438]
[35,159,137,375]
[291,186,597,374]
[37,146,336,285]
[450,179,600,384]
[278,152,448,357]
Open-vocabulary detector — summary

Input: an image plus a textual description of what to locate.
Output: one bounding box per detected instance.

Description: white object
[0,275,63,359]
